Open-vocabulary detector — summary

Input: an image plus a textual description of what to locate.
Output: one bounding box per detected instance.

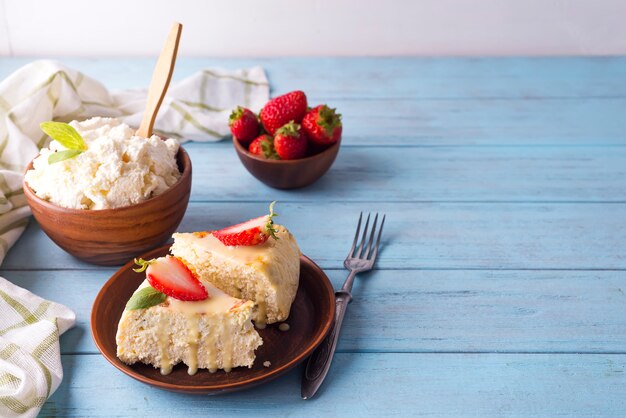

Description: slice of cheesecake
[116,256,263,375]
[171,223,301,328]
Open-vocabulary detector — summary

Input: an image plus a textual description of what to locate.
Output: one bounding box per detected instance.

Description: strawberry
[213,201,278,246]
[259,90,308,135]
[274,121,307,160]
[229,106,259,144]
[135,256,209,301]
[302,105,342,146]
[249,134,279,159]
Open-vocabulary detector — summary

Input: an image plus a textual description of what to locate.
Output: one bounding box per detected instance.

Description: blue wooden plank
[182,142,626,202]
[5,202,626,270]
[0,56,623,416]
[2,57,626,100]
[3,269,626,355]
[41,353,626,417]
[328,97,626,146]
[17,143,626,205]
[2,59,626,146]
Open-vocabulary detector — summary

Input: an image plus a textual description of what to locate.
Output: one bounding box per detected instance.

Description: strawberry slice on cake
[116,255,262,375]
[171,202,301,328]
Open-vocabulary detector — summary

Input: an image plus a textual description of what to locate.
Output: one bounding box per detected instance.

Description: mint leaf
[48,149,84,164]
[125,286,166,310]
[40,121,87,151]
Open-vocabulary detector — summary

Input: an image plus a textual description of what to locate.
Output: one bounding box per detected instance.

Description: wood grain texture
[3,269,626,356]
[41,353,626,417]
[330,97,626,146]
[233,138,340,189]
[22,148,192,265]
[3,57,626,99]
[2,58,625,146]
[0,57,624,416]
[187,142,626,202]
[5,201,626,270]
[136,23,182,138]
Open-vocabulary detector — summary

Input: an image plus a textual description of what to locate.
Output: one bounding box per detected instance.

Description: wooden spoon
[136,22,183,138]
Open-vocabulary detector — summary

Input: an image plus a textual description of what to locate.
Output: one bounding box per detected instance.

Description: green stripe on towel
[0,396,46,414]
[179,100,225,112]
[203,69,269,86]
[170,102,222,138]
[0,343,20,360]
[0,290,37,323]
[0,301,51,337]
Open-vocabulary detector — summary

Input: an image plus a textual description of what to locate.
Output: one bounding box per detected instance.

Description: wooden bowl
[233,138,340,189]
[23,147,192,266]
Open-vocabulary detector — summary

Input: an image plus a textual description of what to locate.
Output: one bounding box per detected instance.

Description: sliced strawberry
[213,202,279,247]
[213,215,271,246]
[145,256,209,301]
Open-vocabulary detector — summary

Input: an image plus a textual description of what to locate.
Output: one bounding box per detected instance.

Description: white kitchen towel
[0,59,269,416]
[0,277,76,418]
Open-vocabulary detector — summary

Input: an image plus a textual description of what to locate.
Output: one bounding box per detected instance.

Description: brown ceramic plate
[91,245,336,394]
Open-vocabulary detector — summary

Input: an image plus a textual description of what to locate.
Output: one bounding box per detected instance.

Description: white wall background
[1,0,625,56]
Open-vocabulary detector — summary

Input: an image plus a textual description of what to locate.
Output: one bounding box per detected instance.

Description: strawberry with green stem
[229,106,260,144]
[302,105,342,147]
[274,121,307,160]
[259,90,308,135]
[249,134,279,159]
[213,201,279,246]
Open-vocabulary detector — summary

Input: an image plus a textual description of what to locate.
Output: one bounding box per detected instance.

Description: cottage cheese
[25,117,181,210]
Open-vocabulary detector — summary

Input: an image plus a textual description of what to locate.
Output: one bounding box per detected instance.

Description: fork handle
[301,289,352,399]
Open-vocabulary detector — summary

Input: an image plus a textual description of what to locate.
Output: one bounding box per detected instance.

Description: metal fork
[301,212,386,399]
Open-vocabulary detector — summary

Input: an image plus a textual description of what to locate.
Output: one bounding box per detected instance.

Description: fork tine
[369,214,385,261]
[355,213,370,258]
[363,213,379,259]
[348,212,363,258]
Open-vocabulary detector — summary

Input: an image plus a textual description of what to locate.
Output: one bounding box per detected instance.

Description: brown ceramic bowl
[23,147,192,266]
[233,137,340,189]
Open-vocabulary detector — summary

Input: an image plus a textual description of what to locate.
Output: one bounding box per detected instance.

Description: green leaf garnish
[266,201,279,240]
[47,149,84,164]
[133,258,154,273]
[125,286,166,310]
[40,121,87,164]
[40,121,87,150]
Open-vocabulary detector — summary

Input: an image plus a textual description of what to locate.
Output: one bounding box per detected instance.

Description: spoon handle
[136,22,183,138]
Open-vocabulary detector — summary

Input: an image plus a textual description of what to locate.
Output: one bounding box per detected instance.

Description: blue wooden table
[1,57,626,416]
